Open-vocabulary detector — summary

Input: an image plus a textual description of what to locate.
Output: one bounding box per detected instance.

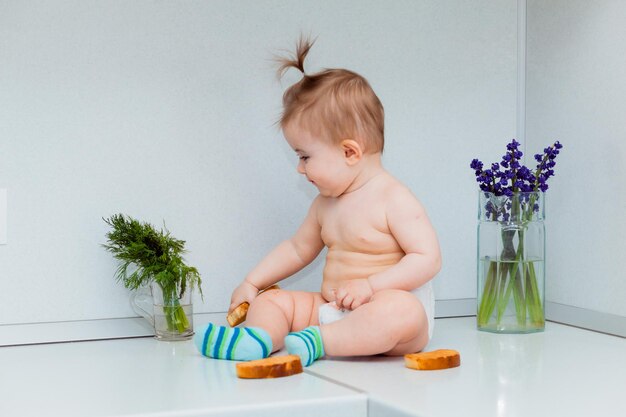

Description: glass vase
[131,282,194,341]
[476,191,545,333]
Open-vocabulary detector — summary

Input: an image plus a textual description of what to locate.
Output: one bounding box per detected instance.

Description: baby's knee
[251,289,292,311]
[372,288,418,305]
[246,290,296,332]
[248,290,321,331]
[372,289,424,324]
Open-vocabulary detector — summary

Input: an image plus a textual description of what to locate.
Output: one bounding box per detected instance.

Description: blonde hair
[276,37,385,154]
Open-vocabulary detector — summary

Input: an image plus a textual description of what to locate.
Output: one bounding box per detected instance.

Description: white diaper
[412,281,435,340]
[318,281,435,340]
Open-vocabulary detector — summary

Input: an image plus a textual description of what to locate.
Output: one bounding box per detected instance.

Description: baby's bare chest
[319,199,399,252]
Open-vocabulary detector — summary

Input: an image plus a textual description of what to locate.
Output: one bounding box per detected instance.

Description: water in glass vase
[477,256,545,333]
[154,303,194,340]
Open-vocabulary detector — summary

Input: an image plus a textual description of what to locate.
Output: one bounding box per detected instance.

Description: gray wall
[0,0,517,324]
[4,1,622,328]
[527,0,626,316]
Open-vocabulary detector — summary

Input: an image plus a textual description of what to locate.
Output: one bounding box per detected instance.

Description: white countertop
[0,334,365,417]
[309,317,626,417]
[1,316,624,417]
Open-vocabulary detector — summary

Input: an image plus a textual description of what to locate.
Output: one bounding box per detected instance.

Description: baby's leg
[245,290,326,352]
[322,289,429,356]
[194,290,324,361]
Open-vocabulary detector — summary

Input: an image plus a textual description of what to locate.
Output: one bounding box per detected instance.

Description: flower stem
[478,261,498,325]
[513,263,526,325]
[526,261,545,326]
[495,262,511,323]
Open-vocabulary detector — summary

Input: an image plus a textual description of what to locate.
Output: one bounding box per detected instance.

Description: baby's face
[283,123,355,198]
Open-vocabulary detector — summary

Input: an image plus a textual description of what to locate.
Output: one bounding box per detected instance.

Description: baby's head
[276,37,385,155]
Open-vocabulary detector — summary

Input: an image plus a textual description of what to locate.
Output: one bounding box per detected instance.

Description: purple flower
[517,166,531,178]
[470,159,483,171]
[507,139,521,151]
[531,141,563,192]
[470,140,563,211]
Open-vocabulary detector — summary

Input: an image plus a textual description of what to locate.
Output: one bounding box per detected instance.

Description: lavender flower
[470,139,563,197]
[532,141,562,192]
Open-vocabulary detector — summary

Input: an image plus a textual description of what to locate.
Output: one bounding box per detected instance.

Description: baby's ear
[340,139,363,165]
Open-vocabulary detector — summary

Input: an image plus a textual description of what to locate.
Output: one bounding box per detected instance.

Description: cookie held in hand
[404,349,460,370]
[226,284,280,327]
[236,355,303,379]
[227,302,250,327]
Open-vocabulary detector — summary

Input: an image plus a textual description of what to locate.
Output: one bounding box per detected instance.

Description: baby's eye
[299,156,309,162]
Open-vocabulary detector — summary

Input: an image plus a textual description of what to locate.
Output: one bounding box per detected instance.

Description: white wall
[526,0,626,316]
[0,0,517,325]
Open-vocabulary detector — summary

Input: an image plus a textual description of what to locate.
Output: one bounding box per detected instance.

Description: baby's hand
[228,281,259,314]
[334,278,373,311]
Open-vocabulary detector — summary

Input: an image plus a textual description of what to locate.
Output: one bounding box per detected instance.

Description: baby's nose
[297,161,306,175]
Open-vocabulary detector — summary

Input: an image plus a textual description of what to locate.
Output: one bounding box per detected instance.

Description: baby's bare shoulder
[310,194,336,221]
[382,177,425,214]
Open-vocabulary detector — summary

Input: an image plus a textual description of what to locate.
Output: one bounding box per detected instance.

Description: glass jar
[477,191,545,333]
[132,282,194,341]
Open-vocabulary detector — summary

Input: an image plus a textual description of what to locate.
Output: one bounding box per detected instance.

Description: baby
[194,38,441,366]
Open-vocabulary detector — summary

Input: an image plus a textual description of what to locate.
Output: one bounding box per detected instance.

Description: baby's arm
[229,197,325,313]
[368,189,441,293]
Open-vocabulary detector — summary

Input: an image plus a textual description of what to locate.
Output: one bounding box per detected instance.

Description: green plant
[103,214,202,333]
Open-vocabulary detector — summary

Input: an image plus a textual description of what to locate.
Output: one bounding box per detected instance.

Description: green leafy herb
[103,214,202,333]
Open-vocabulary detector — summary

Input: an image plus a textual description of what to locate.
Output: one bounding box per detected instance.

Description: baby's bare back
[317,173,409,301]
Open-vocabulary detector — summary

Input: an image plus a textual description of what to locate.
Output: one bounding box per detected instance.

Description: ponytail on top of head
[275,35,315,79]
[274,35,385,154]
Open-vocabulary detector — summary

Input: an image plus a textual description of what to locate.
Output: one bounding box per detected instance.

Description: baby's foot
[194,323,272,361]
[284,326,325,367]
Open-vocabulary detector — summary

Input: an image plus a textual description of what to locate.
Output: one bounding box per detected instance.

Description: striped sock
[193,323,272,361]
[284,326,325,367]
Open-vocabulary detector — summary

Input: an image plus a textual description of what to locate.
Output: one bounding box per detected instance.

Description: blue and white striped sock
[284,326,325,367]
[193,323,272,361]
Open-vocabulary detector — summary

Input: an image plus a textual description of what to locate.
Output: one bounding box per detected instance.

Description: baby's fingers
[229,295,250,314]
[341,295,355,310]
[228,301,238,314]
[334,288,348,310]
